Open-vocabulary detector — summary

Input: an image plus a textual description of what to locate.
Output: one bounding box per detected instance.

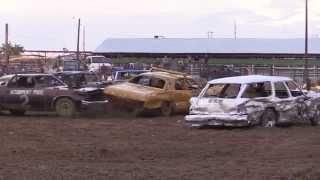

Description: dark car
[53,71,109,88]
[0,74,108,117]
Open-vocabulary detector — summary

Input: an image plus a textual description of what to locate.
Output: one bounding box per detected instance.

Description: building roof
[95,38,320,54]
[208,75,292,84]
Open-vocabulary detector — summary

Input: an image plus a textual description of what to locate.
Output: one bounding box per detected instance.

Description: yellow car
[104,70,202,116]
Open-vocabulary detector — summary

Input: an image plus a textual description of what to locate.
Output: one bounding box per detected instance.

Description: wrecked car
[0,74,108,117]
[185,75,320,127]
[104,69,202,116]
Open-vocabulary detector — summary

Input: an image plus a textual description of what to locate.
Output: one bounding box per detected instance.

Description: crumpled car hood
[76,87,102,93]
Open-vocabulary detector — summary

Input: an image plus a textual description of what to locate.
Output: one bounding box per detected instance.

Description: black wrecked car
[0,74,108,117]
[53,71,110,88]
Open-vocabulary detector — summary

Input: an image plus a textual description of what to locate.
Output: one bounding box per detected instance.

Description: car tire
[55,98,76,117]
[161,102,174,116]
[10,110,26,116]
[131,107,144,117]
[310,106,320,126]
[310,117,319,126]
[260,108,277,128]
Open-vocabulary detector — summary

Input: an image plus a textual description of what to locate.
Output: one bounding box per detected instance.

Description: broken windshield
[204,84,241,99]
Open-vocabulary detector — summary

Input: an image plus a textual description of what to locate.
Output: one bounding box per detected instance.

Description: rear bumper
[185,113,250,127]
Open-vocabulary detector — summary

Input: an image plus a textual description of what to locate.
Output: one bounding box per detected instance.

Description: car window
[285,81,304,97]
[119,72,135,80]
[204,84,225,97]
[34,75,64,88]
[8,76,35,88]
[242,82,272,98]
[185,79,200,89]
[221,84,241,98]
[175,78,199,90]
[175,79,186,90]
[203,84,241,99]
[130,76,165,89]
[274,82,289,99]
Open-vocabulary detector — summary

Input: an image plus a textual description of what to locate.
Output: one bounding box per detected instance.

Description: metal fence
[190,64,320,86]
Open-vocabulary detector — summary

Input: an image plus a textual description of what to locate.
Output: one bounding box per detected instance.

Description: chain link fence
[189,64,320,86]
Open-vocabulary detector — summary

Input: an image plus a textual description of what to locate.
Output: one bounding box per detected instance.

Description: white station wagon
[185,75,320,127]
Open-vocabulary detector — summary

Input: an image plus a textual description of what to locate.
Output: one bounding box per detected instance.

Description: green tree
[1,42,24,56]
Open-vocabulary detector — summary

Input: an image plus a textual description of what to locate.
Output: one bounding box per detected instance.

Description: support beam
[76,18,81,61]
[304,0,310,89]
[4,23,9,64]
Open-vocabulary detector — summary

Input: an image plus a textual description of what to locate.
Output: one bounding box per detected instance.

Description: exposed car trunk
[105,83,159,102]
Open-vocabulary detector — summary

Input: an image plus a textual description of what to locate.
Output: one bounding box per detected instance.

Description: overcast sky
[0,0,319,50]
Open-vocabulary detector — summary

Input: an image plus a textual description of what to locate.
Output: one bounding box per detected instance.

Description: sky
[0,0,319,50]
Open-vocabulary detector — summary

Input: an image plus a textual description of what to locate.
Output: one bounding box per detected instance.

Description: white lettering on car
[10,90,44,95]
[33,90,44,95]
[20,94,29,106]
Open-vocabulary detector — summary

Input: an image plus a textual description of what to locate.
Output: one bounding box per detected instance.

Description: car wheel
[161,102,174,116]
[310,106,320,126]
[10,110,26,116]
[310,117,320,126]
[131,108,144,117]
[260,108,277,128]
[55,98,76,117]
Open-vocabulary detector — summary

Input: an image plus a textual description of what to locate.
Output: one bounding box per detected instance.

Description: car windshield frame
[202,83,242,99]
[55,73,99,87]
[33,75,66,88]
[129,75,166,89]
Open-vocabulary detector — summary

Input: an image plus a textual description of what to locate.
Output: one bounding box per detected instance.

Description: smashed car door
[285,81,309,120]
[5,75,38,110]
[35,75,69,110]
[273,81,302,122]
[172,79,194,112]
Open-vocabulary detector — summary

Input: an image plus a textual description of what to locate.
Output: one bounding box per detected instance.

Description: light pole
[76,18,81,61]
[304,0,310,89]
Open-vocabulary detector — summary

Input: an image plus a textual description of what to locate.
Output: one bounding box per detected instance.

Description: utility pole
[234,21,237,40]
[304,0,310,89]
[207,31,213,39]
[76,18,81,61]
[4,23,9,64]
[83,26,85,53]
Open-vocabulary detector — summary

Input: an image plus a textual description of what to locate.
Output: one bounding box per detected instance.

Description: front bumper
[185,113,250,127]
[81,100,109,107]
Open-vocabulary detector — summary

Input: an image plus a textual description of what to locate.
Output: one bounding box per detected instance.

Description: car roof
[0,75,15,79]
[141,71,186,80]
[115,70,148,73]
[208,75,292,84]
[0,74,54,79]
[54,71,94,75]
[13,73,52,77]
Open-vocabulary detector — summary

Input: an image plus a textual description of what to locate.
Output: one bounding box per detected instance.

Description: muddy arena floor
[1,113,320,180]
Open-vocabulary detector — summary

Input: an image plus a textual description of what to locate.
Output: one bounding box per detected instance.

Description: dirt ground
[1,113,320,180]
